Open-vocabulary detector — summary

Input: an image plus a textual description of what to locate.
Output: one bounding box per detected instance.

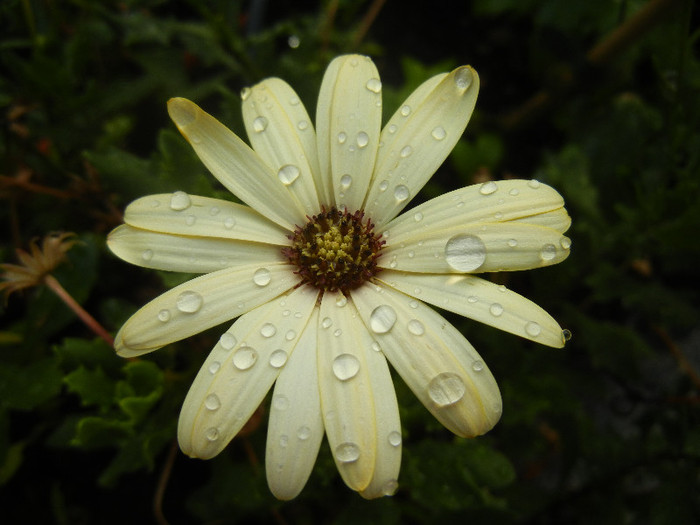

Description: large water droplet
[525,321,542,337]
[445,234,487,272]
[205,393,221,411]
[205,427,219,441]
[472,360,484,372]
[365,78,382,93]
[479,181,498,195]
[388,431,402,447]
[253,267,271,286]
[332,354,360,381]
[370,304,397,333]
[356,132,369,148]
[407,319,425,336]
[260,323,277,338]
[393,185,410,202]
[428,373,466,406]
[232,346,258,370]
[170,191,191,211]
[157,309,171,322]
[278,164,300,185]
[562,329,572,342]
[335,442,360,463]
[219,332,237,350]
[252,116,268,132]
[269,349,288,368]
[454,67,473,90]
[400,105,411,117]
[340,174,352,189]
[176,291,203,313]
[489,303,504,317]
[431,126,446,140]
[540,244,557,261]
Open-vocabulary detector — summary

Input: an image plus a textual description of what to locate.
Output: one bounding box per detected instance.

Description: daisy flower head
[108,54,571,500]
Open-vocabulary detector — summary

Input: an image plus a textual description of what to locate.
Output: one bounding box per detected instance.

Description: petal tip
[167,97,198,127]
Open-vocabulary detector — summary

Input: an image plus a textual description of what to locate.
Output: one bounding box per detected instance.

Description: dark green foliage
[1,0,698,523]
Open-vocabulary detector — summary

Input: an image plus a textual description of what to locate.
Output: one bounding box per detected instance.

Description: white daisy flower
[107,54,571,500]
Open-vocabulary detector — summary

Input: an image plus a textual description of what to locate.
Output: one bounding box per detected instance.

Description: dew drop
[388,431,402,447]
[321,317,333,329]
[297,426,311,440]
[356,132,369,148]
[472,360,484,372]
[369,304,397,334]
[489,303,504,317]
[278,164,300,185]
[560,237,572,250]
[185,214,196,226]
[232,346,258,370]
[540,244,557,261]
[208,361,221,374]
[371,341,381,352]
[337,131,347,144]
[260,323,277,338]
[562,329,573,342]
[224,217,236,229]
[467,295,478,303]
[273,394,289,411]
[399,145,413,158]
[209,206,220,216]
[289,96,300,106]
[393,185,410,202]
[170,191,191,211]
[454,67,474,90]
[528,179,541,189]
[285,329,296,341]
[142,249,154,261]
[335,295,348,307]
[388,124,398,134]
[428,373,466,406]
[253,267,272,286]
[509,188,520,196]
[332,354,360,381]
[340,174,352,189]
[407,319,425,336]
[205,427,219,441]
[240,87,251,100]
[335,442,360,463]
[365,78,382,93]
[507,238,518,248]
[157,309,171,322]
[378,180,389,192]
[176,291,203,313]
[205,393,221,411]
[252,116,268,133]
[382,480,399,496]
[333,328,342,337]
[445,234,487,272]
[269,349,288,368]
[525,321,542,337]
[413,212,423,222]
[219,333,237,350]
[479,181,498,195]
[297,120,309,130]
[431,126,446,140]
[400,105,411,117]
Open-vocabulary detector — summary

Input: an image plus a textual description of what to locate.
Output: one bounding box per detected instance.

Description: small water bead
[209,206,220,216]
[445,234,487,272]
[378,180,389,192]
[273,394,290,411]
[409,300,419,309]
[157,309,171,322]
[356,132,369,148]
[467,295,478,303]
[219,333,237,350]
[560,237,572,250]
[205,427,220,442]
[399,145,413,158]
[337,132,347,144]
[260,323,277,338]
[335,442,361,463]
[322,317,333,329]
[540,243,557,261]
[208,361,221,374]
[333,329,342,337]
[170,191,191,211]
[413,212,423,222]
[335,295,348,307]
[408,250,415,258]
[479,181,498,195]
[232,346,258,370]
[205,393,221,411]
[297,120,309,131]
[340,174,352,189]
[382,480,399,496]
[400,105,411,117]
[142,249,154,261]
[393,185,410,202]
[528,179,541,189]
[240,87,251,100]
[332,354,360,381]
[253,267,272,286]
[489,303,504,317]
[278,164,300,185]
[279,435,289,448]
[369,304,398,334]
[388,431,402,447]
[185,214,196,226]
[370,341,381,352]
[223,217,236,229]
[365,78,382,93]
[472,360,484,372]
[507,239,518,248]
[285,330,296,341]
[407,319,425,336]
[252,116,268,133]
[176,291,203,313]
[509,188,520,196]
[525,321,542,337]
[297,426,311,440]
[269,349,288,368]
[431,126,447,140]
[562,329,573,342]
[388,124,398,134]
[454,67,473,90]
[428,373,466,406]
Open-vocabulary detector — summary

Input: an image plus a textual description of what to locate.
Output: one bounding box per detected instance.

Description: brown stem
[43,274,114,346]
[153,440,178,525]
[350,0,387,50]
[653,324,700,391]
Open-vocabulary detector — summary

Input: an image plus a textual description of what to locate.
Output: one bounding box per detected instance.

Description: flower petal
[316,55,382,211]
[384,179,568,242]
[167,97,303,229]
[178,285,319,459]
[317,292,378,491]
[351,283,502,438]
[266,307,324,500]
[123,193,290,244]
[380,222,571,273]
[242,78,321,217]
[114,263,298,357]
[107,225,285,273]
[364,66,479,227]
[379,270,567,348]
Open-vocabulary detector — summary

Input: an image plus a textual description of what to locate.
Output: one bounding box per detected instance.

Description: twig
[350,0,387,50]
[153,440,178,525]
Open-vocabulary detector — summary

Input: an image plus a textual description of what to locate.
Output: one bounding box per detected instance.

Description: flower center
[282,207,385,294]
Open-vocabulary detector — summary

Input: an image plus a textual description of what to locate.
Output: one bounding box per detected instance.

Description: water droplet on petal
[269,349,288,368]
[509,188,520,196]
[209,206,220,216]
[479,181,498,195]
[399,145,412,158]
[170,191,191,211]
[205,427,219,441]
[407,319,425,336]
[335,442,360,463]
[253,267,271,286]
[232,346,258,370]
[252,116,268,132]
[208,361,221,374]
[382,480,399,496]
[378,180,389,192]
[260,323,277,338]
[219,333,237,350]
[141,249,154,261]
[393,185,410,202]
[472,360,484,372]
[370,304,397,333]
[507,239,518,248]
[185,214,196,226]
[340,174,352,189]
[224,217,236,229]
[337,131,347,144]
[333,328,342,337]
[285,330,296,341]
[428,373,466,406]
[489,303,504,316]
[278,164,300,185]
[525,321,542,337]
[332,354,360,381]
[365,78,382,93]
[454,67,474,90]
[297,426,311,440]
[560,237,572,250]
[445,234,486,272]
[528,179,541,189]
[562,329,573,342]
[388,431,402,447]
[388,124,397,134]
[157,309,171,322]
[431,126,446,140]
[335,295,348,307]
[240,87,251,100]
[400,105,411,117]
[371,341,381,352]
[279,434,289,447]
[467,295,478,303]
[413,212,423,222]
[273,394,289,411]
[356,132,369,148]
[540,244,557,261]
[297,120,308,130]
[205,393,221,411]
[176,291,203,313]
[321,317,333,329]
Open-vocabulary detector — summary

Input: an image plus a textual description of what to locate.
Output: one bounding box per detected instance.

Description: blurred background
[1,0,698,523]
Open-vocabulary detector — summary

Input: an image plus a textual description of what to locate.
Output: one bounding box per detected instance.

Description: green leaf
[63,366,115,411]
[0,358,63,411]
